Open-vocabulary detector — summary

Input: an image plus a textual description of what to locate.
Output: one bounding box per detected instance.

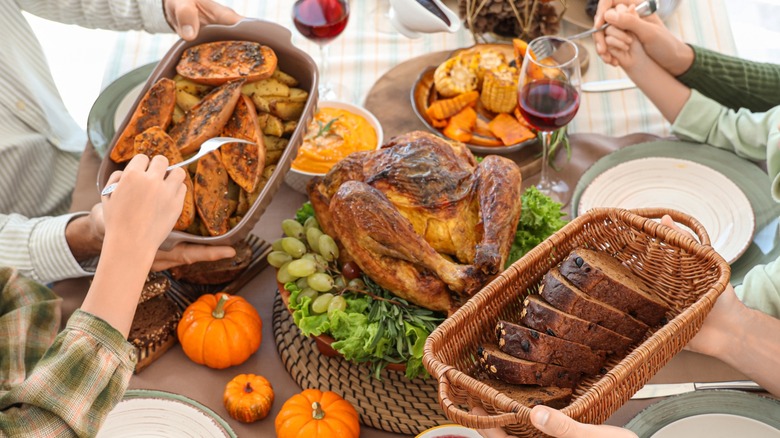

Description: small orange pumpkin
[177,293,262,369]
[275,389,359,438]
[223,374,274,423]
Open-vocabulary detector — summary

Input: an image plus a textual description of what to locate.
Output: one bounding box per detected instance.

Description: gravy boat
[388,0,461,38]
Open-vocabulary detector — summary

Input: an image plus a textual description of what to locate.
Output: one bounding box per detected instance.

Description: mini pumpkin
[275,389,359,438]
[177,293,262,369]
[224,374,274,423]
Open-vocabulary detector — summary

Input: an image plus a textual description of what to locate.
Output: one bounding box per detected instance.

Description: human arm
[595,0,780,111]
[659,216,780,397]
[18,0,241,39]
[473,406,637,438]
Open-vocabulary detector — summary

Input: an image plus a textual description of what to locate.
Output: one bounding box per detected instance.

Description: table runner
[101,0,736,138]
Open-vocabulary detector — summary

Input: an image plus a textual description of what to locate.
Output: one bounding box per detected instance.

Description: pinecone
[459,0,563,41]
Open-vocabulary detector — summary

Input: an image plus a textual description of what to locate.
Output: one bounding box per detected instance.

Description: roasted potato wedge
[194,150,231,236]
[110,78,176,163]
[133,126,196,231]
[175,88,201,112]
[271,69,299,87]
[176,41,278,85]
[169,79,245,155]
[221,95,266,193]
[251,95,305,121]
[288,88,309,102]
[259,113,284,137]
[174,75,212,96]
[242,78,289,97]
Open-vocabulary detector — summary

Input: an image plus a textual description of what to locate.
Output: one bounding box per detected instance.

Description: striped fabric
[102,0,737,139]
[0,268,135,437]
[0,0,172,283]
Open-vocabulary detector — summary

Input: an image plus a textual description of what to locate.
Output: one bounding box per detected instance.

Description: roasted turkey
[307,131,523,313]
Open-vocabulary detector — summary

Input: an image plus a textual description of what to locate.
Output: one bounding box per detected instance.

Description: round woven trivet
[272,293,449,435]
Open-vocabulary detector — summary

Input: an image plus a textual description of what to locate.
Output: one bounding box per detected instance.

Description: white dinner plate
[577,157,755,264]
[96,389,236,437]
[625,391,780,437]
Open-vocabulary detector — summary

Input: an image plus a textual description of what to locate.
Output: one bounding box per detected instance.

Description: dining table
[54,0,778,436]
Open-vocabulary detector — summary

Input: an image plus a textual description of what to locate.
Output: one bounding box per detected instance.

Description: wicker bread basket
[423,207,731,436]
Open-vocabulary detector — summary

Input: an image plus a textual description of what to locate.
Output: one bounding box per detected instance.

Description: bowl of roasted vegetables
[411,42,538,154]
[98,19,318,249]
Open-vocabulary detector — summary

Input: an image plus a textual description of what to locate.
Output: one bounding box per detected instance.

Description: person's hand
[101,154,186,249]
[472,406,636,438]
[163,0,243,40]
[658,215,748,361]
[600,6,651,73]
[593,0,694,75]
[150,242,236,272]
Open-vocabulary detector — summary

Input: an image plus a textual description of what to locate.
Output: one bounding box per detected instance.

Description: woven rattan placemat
[272,293,448,435]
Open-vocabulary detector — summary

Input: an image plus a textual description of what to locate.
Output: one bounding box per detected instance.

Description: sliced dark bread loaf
[496,320,605,375]
[541,269,650,342]
[477,375,573,409]
[129,295,182,373]
[478,344,580,388]
[559,248,670,326]
[520,295,633,354]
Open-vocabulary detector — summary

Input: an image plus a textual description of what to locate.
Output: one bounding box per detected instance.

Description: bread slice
[559,248,670,326]
[129,295,182,373]
[496,320,605,375]
[477,375,573,409]
[478,344,580,388]
[541,269,650,342]
[520,295,633,354]
[139,272,171,304]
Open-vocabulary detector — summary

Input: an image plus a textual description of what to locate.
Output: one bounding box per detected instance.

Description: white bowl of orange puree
[284,101,383,194]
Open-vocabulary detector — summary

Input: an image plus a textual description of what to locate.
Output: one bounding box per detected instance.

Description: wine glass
[292,0,350,101]
[517,36,581,205]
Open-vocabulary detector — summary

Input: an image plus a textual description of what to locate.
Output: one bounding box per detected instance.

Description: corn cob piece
[434,54,480,98]
[480,65,518,114]
[475,49,509,84]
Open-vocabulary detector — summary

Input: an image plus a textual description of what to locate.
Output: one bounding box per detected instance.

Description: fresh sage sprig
[316,117,339,137]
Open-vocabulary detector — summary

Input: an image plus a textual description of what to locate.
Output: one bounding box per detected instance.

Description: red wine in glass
[293,0,350,45]
[518,79,580,132]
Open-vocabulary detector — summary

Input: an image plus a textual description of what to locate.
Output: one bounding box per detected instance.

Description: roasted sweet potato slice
[220,95,266,193]
[110,78,176,163]
[194,150,231,236]
[169,79,245,156]
[133,126,196,231]
[176,41,278,86]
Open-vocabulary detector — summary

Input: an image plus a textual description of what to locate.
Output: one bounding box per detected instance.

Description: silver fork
[532,0,658,60]
[101,136,255,196]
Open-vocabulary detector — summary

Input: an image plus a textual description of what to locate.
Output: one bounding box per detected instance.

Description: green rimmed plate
[625,390,780,437]
[572,140,780,286]
[96,389,236,437]
[87,62,156,159]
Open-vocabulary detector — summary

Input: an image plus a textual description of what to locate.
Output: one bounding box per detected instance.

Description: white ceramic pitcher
[388,0,460,38]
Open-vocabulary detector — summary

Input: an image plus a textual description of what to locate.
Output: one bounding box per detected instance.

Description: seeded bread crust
[541,269,650,341]
[139,272,171,304]
[496,320,605,375]
[558,248,670,326]
[521,295,633,354]
[477,375,573,409]
[478,344,580,388]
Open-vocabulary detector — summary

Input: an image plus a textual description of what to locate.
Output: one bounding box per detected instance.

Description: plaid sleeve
[677,45,780,113]
[0,305,137,437]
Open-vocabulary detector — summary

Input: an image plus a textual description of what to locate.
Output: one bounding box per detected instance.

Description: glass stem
[319,43,330,90]
[539,130,551,190]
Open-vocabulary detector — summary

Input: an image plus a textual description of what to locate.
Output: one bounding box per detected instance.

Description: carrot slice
[489,113,536,145]
[426,90,479,120]
[443,106,477,143]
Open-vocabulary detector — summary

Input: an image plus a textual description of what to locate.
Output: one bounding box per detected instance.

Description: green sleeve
[0,310,136,437]
[735,258,780,319]
[677,45,780,112]
[672,89,780,202]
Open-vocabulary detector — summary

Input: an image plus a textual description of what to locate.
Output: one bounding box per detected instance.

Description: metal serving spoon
[531,0,658,60]
[100,136,255,196]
